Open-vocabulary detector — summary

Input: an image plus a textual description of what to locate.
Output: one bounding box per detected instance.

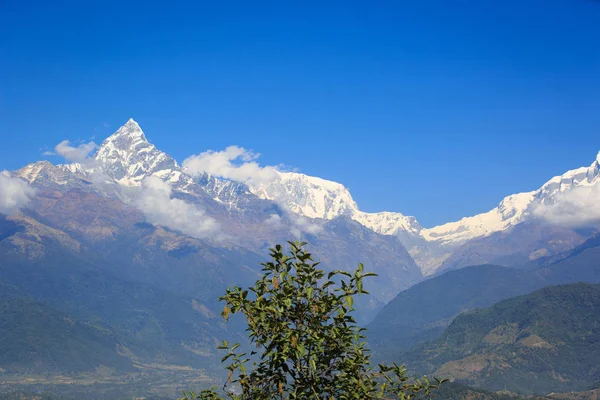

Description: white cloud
[289,214,323,238]
[55,140,97,163]
[182,145,324,237]
[533,184,600,227]
[263,213,283,229]
[0,171,36,216]
[42,150,56,156]
[262,210,323,238]
[135,176,220,239]
[182,146,279,186]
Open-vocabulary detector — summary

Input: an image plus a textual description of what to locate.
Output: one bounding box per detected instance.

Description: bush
[182,241,444,400]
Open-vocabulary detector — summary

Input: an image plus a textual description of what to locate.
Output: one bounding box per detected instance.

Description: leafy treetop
[182,241,444,400]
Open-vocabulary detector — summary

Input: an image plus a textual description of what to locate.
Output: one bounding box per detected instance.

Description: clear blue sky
[1,0,599,227]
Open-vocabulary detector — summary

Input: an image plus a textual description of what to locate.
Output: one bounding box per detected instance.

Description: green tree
[183,241,444,400]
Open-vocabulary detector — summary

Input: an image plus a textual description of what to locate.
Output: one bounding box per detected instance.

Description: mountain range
[1,118,600,395]
[250,147,600,274]
[12,119,600,276]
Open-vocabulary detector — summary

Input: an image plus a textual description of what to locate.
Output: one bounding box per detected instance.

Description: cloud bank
[264,213,283,229]
[0,171,36,216]
[55,140,97,163]
[534,184,600,227]
[262,211,323,238]
[135,176,219,239]
[183,145,324,237]
[182,146,279,186]
[289,214,323,238]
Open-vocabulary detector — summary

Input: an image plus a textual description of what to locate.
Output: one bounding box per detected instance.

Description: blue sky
[1,0,599,227]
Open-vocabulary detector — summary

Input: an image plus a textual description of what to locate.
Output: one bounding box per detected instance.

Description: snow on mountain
[422,152,600,246]
[353,212,423,236]
[23,118,600,273]
[420,191,537,245]
[51,119,244,208]
[536,153,600,200]
[18,161,102,192]
[248,171,423,236]
[91,118,180,186]
[10,120,425,318]
[249,171,358,219]
[248,147,600,257]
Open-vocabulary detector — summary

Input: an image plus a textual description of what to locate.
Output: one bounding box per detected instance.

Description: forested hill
[407,283,600,395]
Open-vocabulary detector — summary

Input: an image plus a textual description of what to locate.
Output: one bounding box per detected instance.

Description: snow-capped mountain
[10,119,423,319]
[249,172,423,236]
[3,118,599,386]
[252,151,600,245]
[59,118,197,196]
[92,118,180,186]
[249,172,359,220]
[15,118,600,277]
[54,119,252,209]
[421,152,600,246]
[248,145,600,274]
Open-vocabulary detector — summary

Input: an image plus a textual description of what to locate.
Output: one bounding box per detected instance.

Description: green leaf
[192,241,443,400]
[346,295,353,309]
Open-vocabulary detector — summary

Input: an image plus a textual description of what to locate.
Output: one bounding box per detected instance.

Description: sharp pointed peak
[93,118,153,159]
[124,117,140,128]
[113,118,144,137]
[98,118,149,149]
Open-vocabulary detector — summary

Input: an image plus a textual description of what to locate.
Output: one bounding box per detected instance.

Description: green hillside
[430,382,524,400]
[0,298,133,374]
[0,242,244,376]
[408,283,600,395]
[368,236,600,363]
[367,264,537,357]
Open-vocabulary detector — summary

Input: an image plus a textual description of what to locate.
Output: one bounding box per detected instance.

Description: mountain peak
[91,119,179,185]
[112,118,146,140]
[96,119,148,155]
[124,117,141,128]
